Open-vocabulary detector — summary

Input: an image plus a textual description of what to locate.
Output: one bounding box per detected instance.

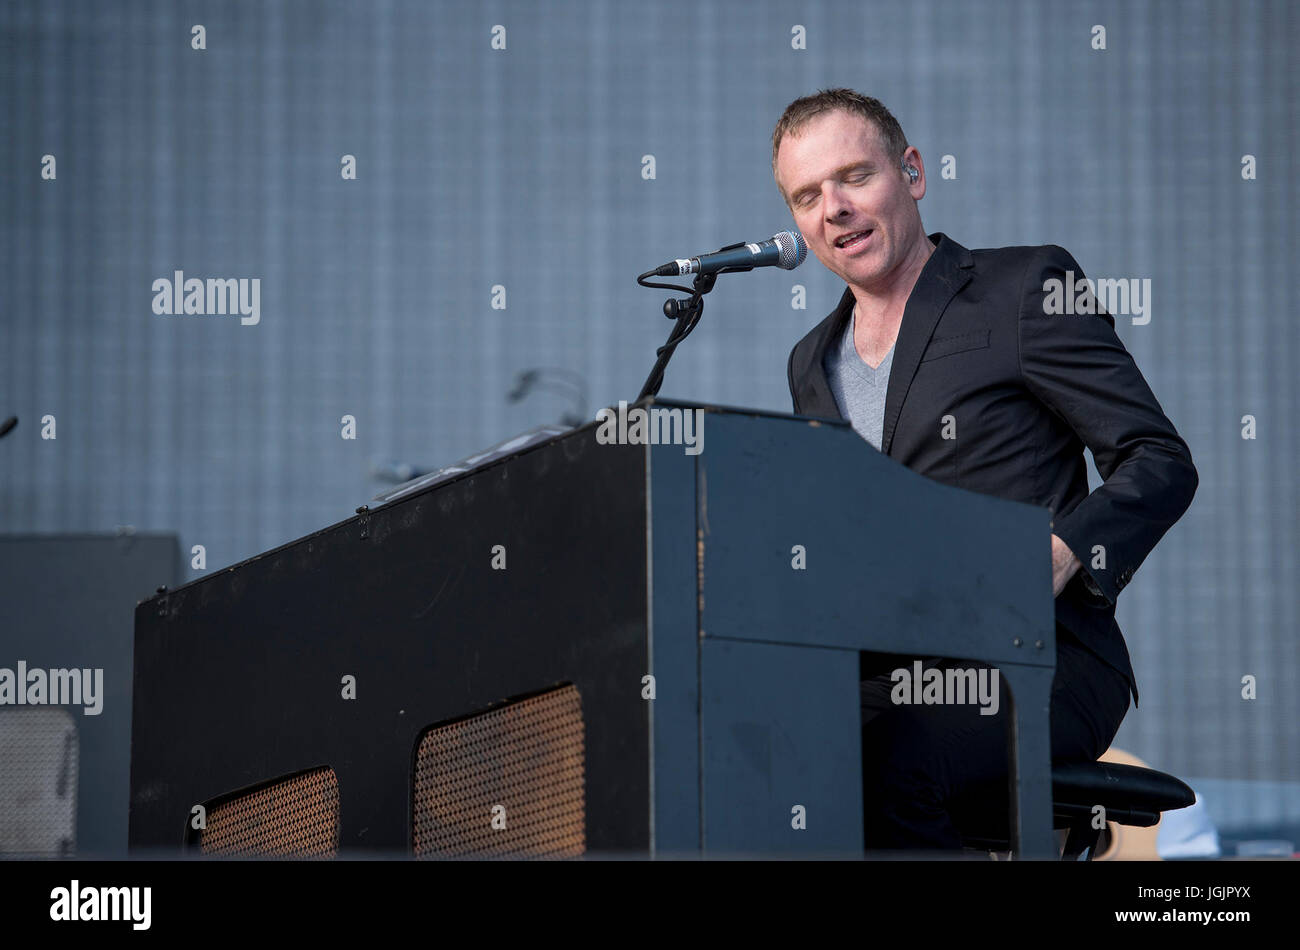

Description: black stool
[955,761,1196,860]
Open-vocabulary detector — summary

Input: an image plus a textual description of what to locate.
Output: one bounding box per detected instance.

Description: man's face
[775,109,925,295]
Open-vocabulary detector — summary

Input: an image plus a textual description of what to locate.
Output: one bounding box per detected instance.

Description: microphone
[654,230,807,277]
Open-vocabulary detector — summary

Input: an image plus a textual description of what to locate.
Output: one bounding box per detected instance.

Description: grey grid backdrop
[1,0,1297,844]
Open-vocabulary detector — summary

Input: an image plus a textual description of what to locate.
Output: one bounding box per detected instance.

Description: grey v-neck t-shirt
[823,309,894,450]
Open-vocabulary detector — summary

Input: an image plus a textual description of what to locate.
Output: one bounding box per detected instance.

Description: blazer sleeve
[1017,244,1198,605]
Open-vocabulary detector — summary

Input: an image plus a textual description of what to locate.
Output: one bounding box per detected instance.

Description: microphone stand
[636,245,752,401]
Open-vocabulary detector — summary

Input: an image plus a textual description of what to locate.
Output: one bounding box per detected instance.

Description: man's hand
[1051,534,1081,597]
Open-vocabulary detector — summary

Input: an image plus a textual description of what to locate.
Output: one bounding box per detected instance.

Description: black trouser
[858,625,1131,851]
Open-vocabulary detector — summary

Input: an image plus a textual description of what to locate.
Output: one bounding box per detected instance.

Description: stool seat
[1051,761,1194,826]
[952,760,1195,858]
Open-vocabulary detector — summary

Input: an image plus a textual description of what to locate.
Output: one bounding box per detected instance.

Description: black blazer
[787,233,1198,707]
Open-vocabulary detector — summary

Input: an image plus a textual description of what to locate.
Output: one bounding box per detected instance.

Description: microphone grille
[774,230,808,270]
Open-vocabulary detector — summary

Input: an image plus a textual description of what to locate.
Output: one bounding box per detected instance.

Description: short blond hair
[772,88,910,196]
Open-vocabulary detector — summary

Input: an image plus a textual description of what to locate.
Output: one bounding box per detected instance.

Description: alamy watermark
[594,401,704,456]
[1043,271,1151,325]
[0,661,104,715]
[50,880,151,930]
[152,271,260,325]
[890,661,1000,716]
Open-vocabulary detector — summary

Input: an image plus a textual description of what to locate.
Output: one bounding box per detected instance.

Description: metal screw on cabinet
[1012,637,1023,647]
[1035,640,1044,649]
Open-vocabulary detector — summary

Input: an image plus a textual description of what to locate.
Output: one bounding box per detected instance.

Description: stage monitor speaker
[0,709,78,856]
[1,533,180,856]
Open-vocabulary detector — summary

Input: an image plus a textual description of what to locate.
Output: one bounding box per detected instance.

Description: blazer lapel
[880,232,974,456]
[795,287,855,419]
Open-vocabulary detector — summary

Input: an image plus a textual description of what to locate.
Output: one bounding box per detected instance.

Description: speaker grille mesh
[413,685,585,858]
[0,709,78,856]
[199,767,338,858]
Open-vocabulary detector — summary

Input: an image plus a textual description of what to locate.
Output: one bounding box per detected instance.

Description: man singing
[772,88,1198,851]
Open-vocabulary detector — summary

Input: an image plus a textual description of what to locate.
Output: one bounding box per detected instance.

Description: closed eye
[794,172,870,206]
